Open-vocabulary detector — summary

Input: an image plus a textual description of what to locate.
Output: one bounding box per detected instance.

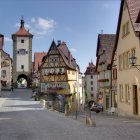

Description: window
[21,65,24,70]
[122,24,125,37]
[123,52,128,69]
[126,51,130,68]
[1,70,6,78]
[90,69,93,73]
[91,94,93,97]
[91,87,93,91]
[105,71,109,79]
[126,22,129,33]
[21,39,24,43]
[122,21,130,37]
[91,75,93,79]
[91,81,93,85]
[112,68,117,80]
[125,84,130,103]
[72,71,75,75]
[119,84,124,102]
[131,48,136,57]
[119,55,123,70]
[124,0,127,10]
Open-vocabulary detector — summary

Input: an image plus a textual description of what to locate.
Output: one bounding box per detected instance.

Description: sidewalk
[0,90,12,107]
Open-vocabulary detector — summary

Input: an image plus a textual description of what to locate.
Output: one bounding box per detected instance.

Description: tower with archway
[12,17,33,88]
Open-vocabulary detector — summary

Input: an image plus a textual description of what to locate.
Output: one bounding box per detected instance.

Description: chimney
[57,40,61,45]
[0,34,4,50]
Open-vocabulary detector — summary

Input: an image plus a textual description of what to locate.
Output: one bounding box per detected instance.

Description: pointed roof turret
[20,16,24,28]
[12,17,33,39]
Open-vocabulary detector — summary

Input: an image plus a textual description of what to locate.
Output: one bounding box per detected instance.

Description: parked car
[90,103,103,113]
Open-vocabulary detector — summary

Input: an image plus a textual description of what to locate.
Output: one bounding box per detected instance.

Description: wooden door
[133,85,138,115]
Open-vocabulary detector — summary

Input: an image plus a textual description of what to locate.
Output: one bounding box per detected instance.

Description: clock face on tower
[19,49,26,55]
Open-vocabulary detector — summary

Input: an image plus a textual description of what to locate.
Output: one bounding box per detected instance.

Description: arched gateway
[12,17,33,88]
[17,74,28,88]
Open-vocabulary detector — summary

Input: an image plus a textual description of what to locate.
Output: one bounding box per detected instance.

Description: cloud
[70,48,77,52]
[31,17,36,23]
[103,3,110,8]
[31,17,56,36]
[38,17,55,30]
[14,17,56,37]
[4,36,12,42]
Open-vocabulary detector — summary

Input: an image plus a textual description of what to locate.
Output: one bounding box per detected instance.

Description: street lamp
[129,56,140,71]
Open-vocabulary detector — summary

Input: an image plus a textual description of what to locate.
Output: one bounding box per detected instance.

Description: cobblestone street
[0,89,140,140]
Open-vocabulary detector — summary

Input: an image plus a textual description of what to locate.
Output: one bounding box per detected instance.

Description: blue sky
[0,0,120,73]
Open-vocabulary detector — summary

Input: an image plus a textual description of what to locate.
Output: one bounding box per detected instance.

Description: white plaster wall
[16,37,29,72]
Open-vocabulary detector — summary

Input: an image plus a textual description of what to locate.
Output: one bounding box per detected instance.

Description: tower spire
[20,16,24,28]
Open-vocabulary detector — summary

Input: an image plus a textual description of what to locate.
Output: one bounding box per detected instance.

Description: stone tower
[12,17,33,88]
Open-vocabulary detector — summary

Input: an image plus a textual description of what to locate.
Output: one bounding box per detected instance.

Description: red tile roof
[12,18,33,38]
[41,40,79,71]
[96,34,116,71]
[127,0,140,32]
[57,41,77,70]
[34,52,47,72]
[84,62,96,75]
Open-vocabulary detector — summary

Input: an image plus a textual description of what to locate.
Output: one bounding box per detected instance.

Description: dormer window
[21,39,24,43]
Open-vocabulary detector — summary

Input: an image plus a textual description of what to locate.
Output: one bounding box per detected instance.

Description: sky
[0,0,121,73]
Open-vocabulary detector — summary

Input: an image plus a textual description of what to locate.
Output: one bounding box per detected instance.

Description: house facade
[84,61,98,102]
[96,34,116,111]
[39,41,82,112]
[115,0,140,118]
[1,50,12,90]
[0,34,12,91]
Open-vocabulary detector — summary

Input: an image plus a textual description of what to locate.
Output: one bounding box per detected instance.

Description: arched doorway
[17,74,28,88]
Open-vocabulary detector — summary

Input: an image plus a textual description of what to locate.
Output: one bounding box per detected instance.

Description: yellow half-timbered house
[39,41,81,112]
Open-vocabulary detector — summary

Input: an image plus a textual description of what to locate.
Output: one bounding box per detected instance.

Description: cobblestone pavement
[0,89,140,140]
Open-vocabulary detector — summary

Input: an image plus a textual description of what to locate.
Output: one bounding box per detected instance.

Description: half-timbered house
[39,40,82,112]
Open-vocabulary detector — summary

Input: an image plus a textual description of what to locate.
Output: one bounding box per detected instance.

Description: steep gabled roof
[57,41,77,70]
[41,40,78,71]
[12,18,33,39]
[84,62,96,75]
[96,34,116,71]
